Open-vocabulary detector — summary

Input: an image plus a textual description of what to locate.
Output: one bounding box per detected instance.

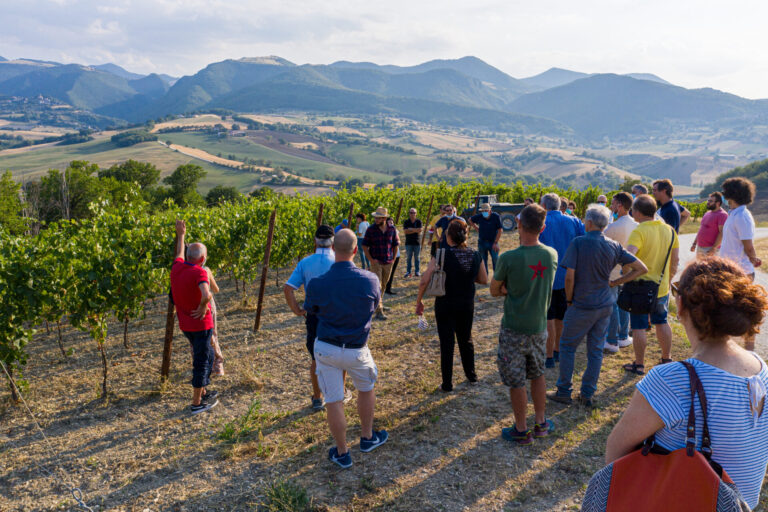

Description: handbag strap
[680,361,713,459]
[656,226,676,287]
[436,248,445,271]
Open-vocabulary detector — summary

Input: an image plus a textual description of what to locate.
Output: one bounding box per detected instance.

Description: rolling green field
[0,137,265,193]
[324,143,441,174]
[160,132,391,181]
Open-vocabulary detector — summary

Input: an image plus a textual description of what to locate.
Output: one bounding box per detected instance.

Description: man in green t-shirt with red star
[490,204,557,445]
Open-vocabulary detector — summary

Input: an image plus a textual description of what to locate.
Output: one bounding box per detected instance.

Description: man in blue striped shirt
[284,225,336,411]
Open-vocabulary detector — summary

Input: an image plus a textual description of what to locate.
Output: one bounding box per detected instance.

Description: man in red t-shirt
[691,192,728,258]
[170,220,217,414]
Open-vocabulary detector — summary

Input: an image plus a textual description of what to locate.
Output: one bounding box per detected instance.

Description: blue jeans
[357,239,369,269]
[184,329,214,389]
[606,286,629,344]
[555,305,612,399]
[405,244,420,274]
[477,239,498,273]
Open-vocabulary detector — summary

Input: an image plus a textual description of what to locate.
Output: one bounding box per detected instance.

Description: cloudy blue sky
[2,0,766,98]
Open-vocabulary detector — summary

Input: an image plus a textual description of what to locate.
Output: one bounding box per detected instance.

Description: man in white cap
[362,206,400,320]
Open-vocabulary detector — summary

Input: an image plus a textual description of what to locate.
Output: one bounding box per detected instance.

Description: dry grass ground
[2,232,766,511]
[151,116,235,133]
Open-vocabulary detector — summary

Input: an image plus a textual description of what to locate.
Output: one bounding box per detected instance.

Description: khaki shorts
[497,327,547,389]
[314,340,378,403]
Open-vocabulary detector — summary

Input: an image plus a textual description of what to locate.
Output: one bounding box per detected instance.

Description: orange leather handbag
[582,362,750,512]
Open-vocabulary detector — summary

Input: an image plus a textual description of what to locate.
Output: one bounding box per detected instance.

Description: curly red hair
[677,257,767,340]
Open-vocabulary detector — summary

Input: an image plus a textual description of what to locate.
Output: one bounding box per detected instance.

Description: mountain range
[1,55,766,140]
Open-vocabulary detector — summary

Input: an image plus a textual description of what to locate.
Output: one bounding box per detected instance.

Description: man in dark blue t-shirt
[435,205,459,248]
[652,179,689,233]
[469,203,503,272]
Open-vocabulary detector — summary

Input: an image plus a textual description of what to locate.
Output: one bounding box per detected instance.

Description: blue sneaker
[360,430,389,452]
[328,447,352,468]
[545,357,555,368]
[501,427,533,445]
[553,350,559,363]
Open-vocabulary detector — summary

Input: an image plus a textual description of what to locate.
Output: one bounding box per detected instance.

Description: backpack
[582,362,750,512]
[425,248,447,297]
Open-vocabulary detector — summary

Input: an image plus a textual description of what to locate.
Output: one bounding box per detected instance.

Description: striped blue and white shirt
[637,357,768,508]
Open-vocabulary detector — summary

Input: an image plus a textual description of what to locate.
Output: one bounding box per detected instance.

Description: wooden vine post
[420,194,435,249]
[472,193,481,215]
[394,197,404,224]
[316,203,324,228]
[254,209,277,331]
[160,235,177,380]
[347,202,355,229]
[453,193,462,212]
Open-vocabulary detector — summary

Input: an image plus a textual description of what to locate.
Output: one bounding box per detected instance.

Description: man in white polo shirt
[720,177,762,350]
[603,192,638,353]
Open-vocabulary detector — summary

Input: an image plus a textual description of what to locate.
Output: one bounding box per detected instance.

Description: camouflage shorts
[497,327,547,388]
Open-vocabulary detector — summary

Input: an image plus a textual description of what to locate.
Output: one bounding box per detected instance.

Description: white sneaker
[343,388,354,404]
[603,342,619,353]
[617,337,633,348]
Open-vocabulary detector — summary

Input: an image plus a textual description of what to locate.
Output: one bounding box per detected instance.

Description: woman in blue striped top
[605,257,768,508]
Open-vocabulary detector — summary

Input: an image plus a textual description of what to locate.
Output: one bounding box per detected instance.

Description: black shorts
[305,313,319,360]
[547,289,567,321]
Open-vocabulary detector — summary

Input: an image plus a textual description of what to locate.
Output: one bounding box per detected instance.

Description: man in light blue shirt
[284,225,336,411]
[538,193,585,368]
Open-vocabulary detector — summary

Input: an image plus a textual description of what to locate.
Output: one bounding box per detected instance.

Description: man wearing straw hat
[363,206,400,321]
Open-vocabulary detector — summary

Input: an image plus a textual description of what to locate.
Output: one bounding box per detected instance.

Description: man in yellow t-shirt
[622,194,679,376]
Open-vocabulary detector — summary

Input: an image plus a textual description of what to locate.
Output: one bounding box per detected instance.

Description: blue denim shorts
[630,294,669,330]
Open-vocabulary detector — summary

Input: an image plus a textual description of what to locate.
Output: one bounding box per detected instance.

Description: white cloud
[1,0,767,98]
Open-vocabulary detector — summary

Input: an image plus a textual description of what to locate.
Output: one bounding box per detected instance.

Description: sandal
[660,358,673,365]
[622,362,645,375]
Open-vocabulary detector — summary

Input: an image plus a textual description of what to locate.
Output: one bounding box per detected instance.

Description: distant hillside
[0,64,138,110]
[520,68,589,89]
[625,73,670,85]
[521,68,670,90]
[93,63,144,81]
[0,56,6,62]
[144,57,296,118]
[701,159,768,216]
[509,74,768,138]
[330,56,531,97]
[3,54,768,146]
[210,73,569,135]
[0,59,59,83]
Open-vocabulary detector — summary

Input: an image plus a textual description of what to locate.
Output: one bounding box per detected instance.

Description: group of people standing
[167,177,768,508]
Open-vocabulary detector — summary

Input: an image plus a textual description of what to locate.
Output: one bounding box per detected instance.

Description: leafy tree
[34,161,103,222]
[163,164,206,207]
[206,185,243,206]
[250,187,277,200]
[98,160,161,189]
[0,171,28,234]
[110,130,157,147]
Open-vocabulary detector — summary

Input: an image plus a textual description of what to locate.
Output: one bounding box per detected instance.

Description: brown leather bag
[582,362,750,512]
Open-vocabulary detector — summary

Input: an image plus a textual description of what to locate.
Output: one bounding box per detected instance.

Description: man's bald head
[186,242,207,265]
[333,229,357,261]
